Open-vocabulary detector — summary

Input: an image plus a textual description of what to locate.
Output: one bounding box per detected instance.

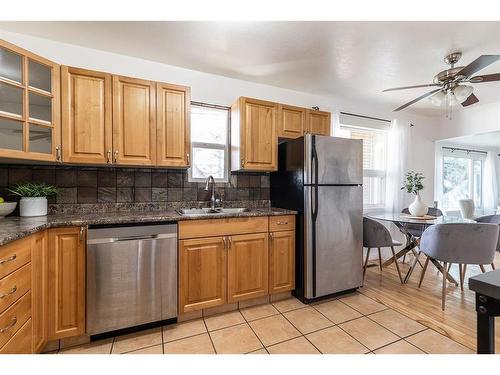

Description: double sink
[178,207,250,216]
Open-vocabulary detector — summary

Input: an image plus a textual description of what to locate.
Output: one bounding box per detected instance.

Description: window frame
[441,148,485,211]
[338,123,389,212]
[188,102,230,183]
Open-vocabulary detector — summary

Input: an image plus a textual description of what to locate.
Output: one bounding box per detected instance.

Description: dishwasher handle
[87,232,177,245]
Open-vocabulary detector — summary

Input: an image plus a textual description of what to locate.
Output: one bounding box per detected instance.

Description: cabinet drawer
[0,291,31,348]
[0,263,31,314]
[0,237,31,280]
[269,215,295,232]
[0,318,32,354]
[179,217,268,239]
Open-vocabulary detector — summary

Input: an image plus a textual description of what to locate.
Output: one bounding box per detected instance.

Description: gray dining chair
[363,217,403,283]
[476,214,500,269]
[418,223,499,310]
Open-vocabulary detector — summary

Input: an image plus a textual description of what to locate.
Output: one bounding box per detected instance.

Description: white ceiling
[445,131,500,149]
[2,21,500,117]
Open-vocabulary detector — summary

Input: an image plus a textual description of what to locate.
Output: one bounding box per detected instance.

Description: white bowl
[0,202,18,218]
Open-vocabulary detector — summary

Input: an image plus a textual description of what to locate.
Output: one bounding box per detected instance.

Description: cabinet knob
[55,146,62,162]
[186,153,190,165]
[241,158,245,167]
[107,150,112,164]
[113,150,119,164]
[79,227,85,242]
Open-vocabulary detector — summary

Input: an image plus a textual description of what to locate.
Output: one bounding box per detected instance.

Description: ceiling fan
[383,52,500,114]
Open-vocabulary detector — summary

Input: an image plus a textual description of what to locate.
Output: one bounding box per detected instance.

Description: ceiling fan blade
[383,83,441,92]
[469,73,500,83]
[393,89,441,112]
[461,93,479,107]
[456,55,500,78]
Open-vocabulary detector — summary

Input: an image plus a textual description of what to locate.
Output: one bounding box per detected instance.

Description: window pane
[348,128,386,170]
[473,160,482,208]
[442,156,470,209]
[0,117,23,150]
[363,176,384,206]
[28,59,51,92]
[0,47,22,83]
[191,106,228,145]
[29,124,52,154]
[29,92,51,122]
[192,147,225,179]
[0,82,23,116]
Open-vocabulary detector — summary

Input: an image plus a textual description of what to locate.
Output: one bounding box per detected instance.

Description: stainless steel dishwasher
[86,223,177,336]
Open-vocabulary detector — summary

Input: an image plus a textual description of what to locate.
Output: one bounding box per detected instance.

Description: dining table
[366,212,476,284]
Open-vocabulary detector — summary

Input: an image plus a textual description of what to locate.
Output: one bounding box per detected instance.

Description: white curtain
[384,119,410,213]
[331,111,341,137]
[483,151,498,211]
[434,144,444,210]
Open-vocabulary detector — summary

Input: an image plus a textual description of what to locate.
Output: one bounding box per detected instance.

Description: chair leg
[459,264,465,291]
[390,246,403,284]
[402,253,406,264]
[492,263,496,270]
[447,262,452,272]
[480,264,486,273]
[418,256,430,288]
[363,248,371,279]
[377,248,383,271]
[442,262,448,311]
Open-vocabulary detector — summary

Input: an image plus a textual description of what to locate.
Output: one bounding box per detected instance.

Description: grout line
[278,309,323,354]
[240,308,270,353]
[120,343,164,355]
[202,317,218,354]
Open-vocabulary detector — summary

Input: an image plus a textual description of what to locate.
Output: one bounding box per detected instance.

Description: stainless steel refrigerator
[271,134,363,302]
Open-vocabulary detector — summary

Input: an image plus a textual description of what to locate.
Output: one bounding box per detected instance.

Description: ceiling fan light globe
[429,90,446,106]
[453,85,474,102]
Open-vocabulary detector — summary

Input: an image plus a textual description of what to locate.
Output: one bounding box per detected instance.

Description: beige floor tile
[306,326,369,354]
[210,323,263,354]
[283,306,333,334]
[267,336,320,354]
[124,344,164,354]
[340,293,387,315]
[272,297,307,313]
[164,333,215,354]
[247,348,268,354]
[313,300,362,324]
[374,340,425,354]
[112,328,162,354]
[163,319,207,342]
[59,338,113,354]
[406,329,473,354]
[204,310,246,331]
[249,315,301,346]
[240,303,280,321]
[339,317,399,351]
[368,309,426,338]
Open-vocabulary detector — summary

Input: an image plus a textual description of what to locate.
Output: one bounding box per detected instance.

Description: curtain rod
[340,111,391,123]
[191,101,230,110]
[442,146,488,155]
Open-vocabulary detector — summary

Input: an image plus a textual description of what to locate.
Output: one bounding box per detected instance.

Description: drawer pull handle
[277,221,288,225]
[0,286,17,299]
[0,254,16,265]
[0,317,17,333]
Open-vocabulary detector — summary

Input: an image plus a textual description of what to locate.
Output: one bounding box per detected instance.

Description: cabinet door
[61,66,112,164]
[112,75,156,165]
[242,98,277,171]
[0,39,60,162]
[227,233,268,302]
[31,230,48,353]
[156,82,190,167]
[269,230,295,294]
[47,227,86,340]
[179,237,226,313]
[306,110,331,136]
[278,104,305,139]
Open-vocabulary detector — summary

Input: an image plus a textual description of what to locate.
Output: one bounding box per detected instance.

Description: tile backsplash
[0,165,270,215]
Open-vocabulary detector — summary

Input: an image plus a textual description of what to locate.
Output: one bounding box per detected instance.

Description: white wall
[0,29,440,204]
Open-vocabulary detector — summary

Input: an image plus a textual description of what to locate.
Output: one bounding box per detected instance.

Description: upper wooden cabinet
[61,66,112,164]
[47,227,86,340]
[156,82,191,167]
[0,39,60,162]
[113,75,156,166]
[277,104,305,139]
[231,97,277,172]
[306,109,331,136]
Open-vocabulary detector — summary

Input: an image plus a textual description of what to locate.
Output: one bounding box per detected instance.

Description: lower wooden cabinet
[179,237,226,313]
[269,230,295,294]
[47,227,86,340]
[31,230,48,353]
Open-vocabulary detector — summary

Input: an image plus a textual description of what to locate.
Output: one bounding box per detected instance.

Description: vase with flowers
[401,171,428,216]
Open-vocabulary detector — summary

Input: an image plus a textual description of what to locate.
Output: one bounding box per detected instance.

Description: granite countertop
[0,207,297,246]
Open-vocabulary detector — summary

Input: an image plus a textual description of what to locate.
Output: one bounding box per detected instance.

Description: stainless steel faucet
[204,175,216,210]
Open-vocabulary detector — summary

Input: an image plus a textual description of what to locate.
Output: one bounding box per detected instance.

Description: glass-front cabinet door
[0,39,60,161]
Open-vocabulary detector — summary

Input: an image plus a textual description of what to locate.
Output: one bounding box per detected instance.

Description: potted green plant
[8,183,57,217]
[401,171,428,216]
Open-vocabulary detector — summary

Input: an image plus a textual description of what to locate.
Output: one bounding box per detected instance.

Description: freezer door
[304,185,363,298]
[304,134,363,185]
